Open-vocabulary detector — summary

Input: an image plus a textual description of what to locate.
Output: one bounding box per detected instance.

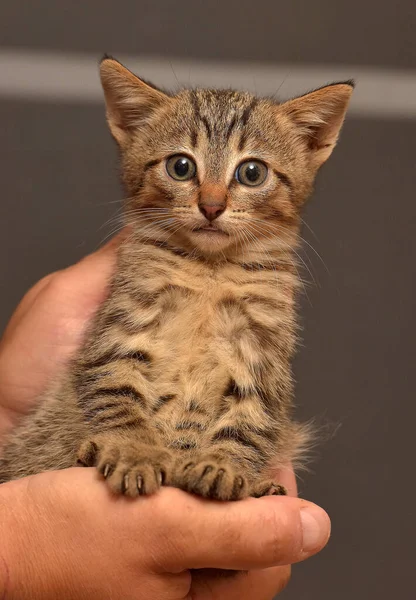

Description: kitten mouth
[194,224,228,235]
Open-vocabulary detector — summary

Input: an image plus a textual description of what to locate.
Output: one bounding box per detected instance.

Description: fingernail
[300,505,331,553]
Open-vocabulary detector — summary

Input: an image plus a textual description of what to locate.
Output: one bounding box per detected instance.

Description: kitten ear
[99,55,170,145]
[280,81,354,168]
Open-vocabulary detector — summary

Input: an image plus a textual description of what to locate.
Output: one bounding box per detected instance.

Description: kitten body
[0,58,353,500]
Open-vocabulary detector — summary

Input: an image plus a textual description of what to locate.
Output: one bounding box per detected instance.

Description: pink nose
[198,204,225,222]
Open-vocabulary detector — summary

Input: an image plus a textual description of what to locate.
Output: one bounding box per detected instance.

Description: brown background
[0,2,415,598]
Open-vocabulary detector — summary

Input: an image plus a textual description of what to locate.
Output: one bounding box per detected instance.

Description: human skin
[0,235,331,599]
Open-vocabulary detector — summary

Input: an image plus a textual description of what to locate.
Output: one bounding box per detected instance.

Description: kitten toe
[105,462,160,497]
[81,436,175,497]
[77,440,99,467]
[102,463,113,478]
[251,480,287,498]
[173,456,248,501]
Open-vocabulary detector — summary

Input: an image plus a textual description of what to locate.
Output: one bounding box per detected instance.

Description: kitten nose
[198,203,225,222]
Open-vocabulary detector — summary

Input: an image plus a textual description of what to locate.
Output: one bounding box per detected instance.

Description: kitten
[0,57,353,501]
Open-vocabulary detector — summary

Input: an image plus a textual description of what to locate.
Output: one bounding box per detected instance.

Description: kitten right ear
[279,81,354,169]
[99,56,170,146]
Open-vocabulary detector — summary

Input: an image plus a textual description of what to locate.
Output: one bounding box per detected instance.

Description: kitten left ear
[99,55,171,146]
[280,81,354,168]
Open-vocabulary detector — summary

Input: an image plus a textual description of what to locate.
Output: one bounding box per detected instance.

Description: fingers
[20,468,325,599]
[36,230,126,328]
[190,566,291,600]
[57,229,127,313]
[2,273,56,336]
[2,230,126,340]
[0,232,126,427]
[145,487,330,573]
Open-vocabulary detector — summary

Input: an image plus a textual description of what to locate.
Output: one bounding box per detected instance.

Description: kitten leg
[75,357,174,496]
[75,376,175,496]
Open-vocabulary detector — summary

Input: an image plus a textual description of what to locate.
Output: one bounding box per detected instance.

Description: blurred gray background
[0,2,415,598]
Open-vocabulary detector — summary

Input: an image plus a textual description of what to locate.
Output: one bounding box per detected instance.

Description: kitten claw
[137,475,143,494]
[80,437,174,497]
[122,474,129,494]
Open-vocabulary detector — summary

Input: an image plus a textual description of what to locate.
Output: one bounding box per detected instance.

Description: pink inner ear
[281,83,353,167]
[100,58,170,145]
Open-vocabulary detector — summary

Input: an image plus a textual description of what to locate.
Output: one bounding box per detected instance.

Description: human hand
[0,235,331,598]
[0,467,330,600]
[0,236,120,439]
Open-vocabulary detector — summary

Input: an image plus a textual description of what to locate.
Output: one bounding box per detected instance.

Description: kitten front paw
[77,436,174,497]
[250,480,287,498]
[172,455,249,501]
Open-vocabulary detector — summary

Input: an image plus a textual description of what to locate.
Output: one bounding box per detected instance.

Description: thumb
[147,489,331,572]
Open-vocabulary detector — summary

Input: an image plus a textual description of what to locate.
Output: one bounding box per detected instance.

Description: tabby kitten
[0,57,353,501]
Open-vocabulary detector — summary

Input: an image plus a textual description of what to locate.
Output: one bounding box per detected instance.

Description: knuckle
[37,272,57,288]
[24,272,57,298]
[262,508,300,564]
[139,489,193,568]
[220,515,245,548]
[44,271,70,298]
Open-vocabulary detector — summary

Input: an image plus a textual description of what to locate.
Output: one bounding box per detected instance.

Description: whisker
[90,198,124,207]
[241,216,321,285]
[299,217,320,242]
[245,220,317,287]
[246,215,328,275]
[242,221,312,303]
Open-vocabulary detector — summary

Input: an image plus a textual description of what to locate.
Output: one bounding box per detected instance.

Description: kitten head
[100,56,353,258]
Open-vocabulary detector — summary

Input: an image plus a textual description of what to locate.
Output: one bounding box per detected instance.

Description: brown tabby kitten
[0,57,353,501]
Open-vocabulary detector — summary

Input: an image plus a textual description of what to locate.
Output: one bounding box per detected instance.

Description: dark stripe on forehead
[201,116,213,140]
[238,131,247,152]
[190,92,213,140]
[225,114,238,140]
[189,95,200,147]
[238,98,258,151]
[190,126,199,148]
[241,97,258,126]
[190,90,201,119]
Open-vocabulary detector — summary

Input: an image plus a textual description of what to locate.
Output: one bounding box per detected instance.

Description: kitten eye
[235,160,268,187]
[166,155,196,181]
